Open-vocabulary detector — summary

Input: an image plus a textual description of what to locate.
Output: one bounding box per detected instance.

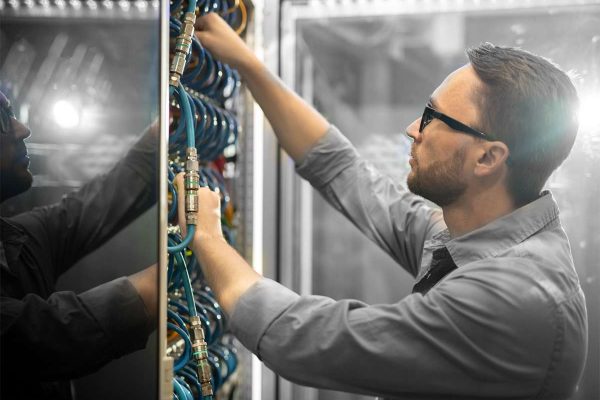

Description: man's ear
[474,141,510,177]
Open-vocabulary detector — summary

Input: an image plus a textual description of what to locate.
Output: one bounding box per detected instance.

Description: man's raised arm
[195,13,329,162]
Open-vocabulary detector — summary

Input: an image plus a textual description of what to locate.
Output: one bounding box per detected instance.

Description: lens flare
[52,100,80,129]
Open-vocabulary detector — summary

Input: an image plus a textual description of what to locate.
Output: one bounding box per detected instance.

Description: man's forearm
[192,234,261,316]
[127,264,158,324]
[238,56,330,162]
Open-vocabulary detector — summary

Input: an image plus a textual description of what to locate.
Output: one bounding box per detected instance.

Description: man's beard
[407,147,467,207]
[0,168,33,202]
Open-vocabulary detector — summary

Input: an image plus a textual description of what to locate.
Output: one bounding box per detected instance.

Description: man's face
[405,65,483,207]
[0,91,32,202]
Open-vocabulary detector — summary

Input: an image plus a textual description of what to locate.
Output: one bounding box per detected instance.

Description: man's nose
[13,118,31,140]
[405,118,422,143]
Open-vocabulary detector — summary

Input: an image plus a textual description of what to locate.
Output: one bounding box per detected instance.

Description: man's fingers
[194,31,209,44]
[174,172,184,188]
[198,186,221,208]
[175,174,221,232]
[194,14,207,29]
[194,13,215,30]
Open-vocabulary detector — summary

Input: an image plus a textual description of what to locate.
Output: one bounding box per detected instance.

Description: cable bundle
[169,88,239,161]
[167,0,244,398]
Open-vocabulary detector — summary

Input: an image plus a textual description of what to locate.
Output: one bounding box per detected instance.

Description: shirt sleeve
[230,274,558,399]
[9,125,157,278]
[0,277,152,380]
[295,125,445,277]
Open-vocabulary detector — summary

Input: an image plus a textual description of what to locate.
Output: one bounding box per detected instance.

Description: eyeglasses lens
[0,104,15,134]
[419,107,433,133]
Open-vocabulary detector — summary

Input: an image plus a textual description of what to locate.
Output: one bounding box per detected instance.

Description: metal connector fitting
[200,375,213,397]
[185,148,199,171]
[170,52,187,77]
[185,171,200,189]
[186,212,198,226]
[189,316,213,397]
[174,36,192,57]
[189,316,204,340]
[185,153,199,176]
[172,13,195,63]
[169,74,180,87]
[197,355,213,396]
[169,12,196,87]
[182,12,196,32]
[184,147,199,225]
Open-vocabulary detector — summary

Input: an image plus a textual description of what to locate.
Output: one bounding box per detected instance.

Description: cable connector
[185,147,200,225]
[189,316,213,397]
[170,12,197,87]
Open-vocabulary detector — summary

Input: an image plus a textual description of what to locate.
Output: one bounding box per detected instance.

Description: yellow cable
[234,0,247,35]
[223,0,239,15]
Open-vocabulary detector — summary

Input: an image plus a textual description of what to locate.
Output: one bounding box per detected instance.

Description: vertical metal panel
[158,0,169,398]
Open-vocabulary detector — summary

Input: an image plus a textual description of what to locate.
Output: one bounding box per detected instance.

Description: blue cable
[181,264,198,318]
[206,354,221,391]
[186,0,196,13]
[168,226,195,253]
[209,348,234,384]
[169,3,244,398]
[168,236,187,287]
[170,299,212,344]
[168,183,178,222]
[167,241,198,321]
[173,377,192,400]
[168,252,176,284]
[170,0,183,12]
[211,345,237,377]
[168,322,192,372]
[176,377,195,400]
[197,302,223,344]
[179,369,202,400]
[168,309,188,331]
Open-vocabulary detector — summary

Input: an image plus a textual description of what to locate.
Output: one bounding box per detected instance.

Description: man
[0,89,157,399]
[177,13,588,399]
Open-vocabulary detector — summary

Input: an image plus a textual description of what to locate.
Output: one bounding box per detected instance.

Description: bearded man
[178,14,587,400]
[0,89,158,399]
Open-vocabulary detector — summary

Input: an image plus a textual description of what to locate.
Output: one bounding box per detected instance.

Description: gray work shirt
[230,126,588,399]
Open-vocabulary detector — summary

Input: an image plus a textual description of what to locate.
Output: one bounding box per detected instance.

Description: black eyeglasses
[419,105,494,141]
[0,100,15,135]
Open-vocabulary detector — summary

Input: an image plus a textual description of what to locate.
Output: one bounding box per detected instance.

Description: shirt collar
[425,191,560,268]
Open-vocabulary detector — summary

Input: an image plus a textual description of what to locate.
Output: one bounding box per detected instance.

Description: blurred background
[275,1,600,399]
[0,1,160,398]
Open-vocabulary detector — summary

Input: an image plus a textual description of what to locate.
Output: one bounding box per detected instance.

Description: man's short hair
[466,42,579,206]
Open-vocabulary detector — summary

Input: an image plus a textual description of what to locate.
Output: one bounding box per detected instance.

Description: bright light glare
[578,93,600,134]
[53,100,80,129]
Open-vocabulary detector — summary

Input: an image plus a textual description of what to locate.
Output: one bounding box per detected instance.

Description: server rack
[159,1,271,399]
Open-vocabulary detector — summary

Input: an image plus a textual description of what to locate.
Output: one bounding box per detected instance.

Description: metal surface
[248,0,282,399]
[158,0,169,398]
[0,0,160,20]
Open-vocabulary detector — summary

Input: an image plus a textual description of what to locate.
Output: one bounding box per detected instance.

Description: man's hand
[195,13,258,73]
[194,12,329,162]
[172,172,261,316]
[174,173,225,243]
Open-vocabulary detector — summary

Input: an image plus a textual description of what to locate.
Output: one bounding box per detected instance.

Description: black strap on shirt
[412,246,457,295]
